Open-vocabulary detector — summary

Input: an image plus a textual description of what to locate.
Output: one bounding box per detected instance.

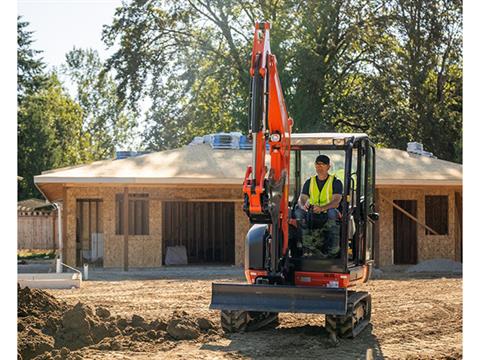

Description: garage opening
[162,202,235,264]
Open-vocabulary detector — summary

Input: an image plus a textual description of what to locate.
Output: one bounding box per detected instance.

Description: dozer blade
[210,283,347,315]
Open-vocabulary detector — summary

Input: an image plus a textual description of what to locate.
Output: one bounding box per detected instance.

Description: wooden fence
[17,212,57,250]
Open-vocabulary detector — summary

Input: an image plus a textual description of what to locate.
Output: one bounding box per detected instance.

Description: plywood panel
[378,187,458,267]
[235,202,250,266]
[454,192,462,262]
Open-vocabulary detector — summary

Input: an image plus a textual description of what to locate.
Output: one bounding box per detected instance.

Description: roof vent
[189,132,243,149]
[407,142,436,158]
[189,132,272,150]
[115,151,149,160]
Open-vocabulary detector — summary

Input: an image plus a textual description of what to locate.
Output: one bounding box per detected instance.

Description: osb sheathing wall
[234,202,250,266]
[63,185,244,268]
[377,186,460,267]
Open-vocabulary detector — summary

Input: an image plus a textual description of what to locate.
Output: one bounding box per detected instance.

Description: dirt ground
[21,266,462,359]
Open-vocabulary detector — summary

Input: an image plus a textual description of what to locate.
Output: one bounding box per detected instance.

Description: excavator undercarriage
[325,291,372,339]
[219,291,371,338]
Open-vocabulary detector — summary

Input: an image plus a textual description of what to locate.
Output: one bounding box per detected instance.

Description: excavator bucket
[210,283,347,315]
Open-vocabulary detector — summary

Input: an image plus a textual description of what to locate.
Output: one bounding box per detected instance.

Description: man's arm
[311,194,342,213]
[298,194,310,210]
[297,179,311,210]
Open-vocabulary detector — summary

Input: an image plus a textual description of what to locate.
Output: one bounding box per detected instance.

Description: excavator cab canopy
[288,133,376,274]
[290,133,369,147]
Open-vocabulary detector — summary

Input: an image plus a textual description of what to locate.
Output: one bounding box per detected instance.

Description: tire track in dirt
[42,271,461,359]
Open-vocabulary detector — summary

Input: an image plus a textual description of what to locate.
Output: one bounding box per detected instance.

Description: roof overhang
[36,177,462,204]
[34,176,243,185]
[376,179,462,187]
[33,143,462,202]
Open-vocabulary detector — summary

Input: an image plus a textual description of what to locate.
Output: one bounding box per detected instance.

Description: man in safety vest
[296,154,342,258]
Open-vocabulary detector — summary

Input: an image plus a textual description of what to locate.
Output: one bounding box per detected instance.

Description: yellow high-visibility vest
[334,168,356,190]
[309,175,334,206]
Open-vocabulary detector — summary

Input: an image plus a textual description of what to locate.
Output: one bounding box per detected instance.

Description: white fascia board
[376,179,462,187]
[34,176,244,185]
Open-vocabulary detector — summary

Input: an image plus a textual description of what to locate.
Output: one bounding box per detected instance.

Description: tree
[286,0,389,133]
[62,47,137,158]
[102,0,259,149]
[17,16,46,103]
[361,0,463,161]
[393,0,462,162]
[101,0,393,146]
[102,0,462,162]
[18,74,89,200]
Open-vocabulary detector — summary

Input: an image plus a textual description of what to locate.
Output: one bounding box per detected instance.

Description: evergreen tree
[17,16,46,103]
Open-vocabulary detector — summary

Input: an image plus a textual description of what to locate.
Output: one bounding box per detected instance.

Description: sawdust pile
[17,285,218,360]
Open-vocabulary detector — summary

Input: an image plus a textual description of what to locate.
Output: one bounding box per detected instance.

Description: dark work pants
[295,207,340,257]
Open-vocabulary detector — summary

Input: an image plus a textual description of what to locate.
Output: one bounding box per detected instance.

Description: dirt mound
[17,285,219,359]
[55,302,121,350]
[18,284,66,318]
[166,311,200,340]
[18,327,54,360]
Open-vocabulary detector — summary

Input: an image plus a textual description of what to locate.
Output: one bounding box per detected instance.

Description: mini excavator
[210,22,379,339]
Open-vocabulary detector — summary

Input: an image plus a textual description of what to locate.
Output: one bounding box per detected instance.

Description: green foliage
[103,0,462,163]
[62,47,137,158]
[17,19,140,200]
[17,18,88,200]
[17,249,56,260]
[103,0,254,149]
[17,16,46,103]
[18,74,89,200]
[362,0,463,162]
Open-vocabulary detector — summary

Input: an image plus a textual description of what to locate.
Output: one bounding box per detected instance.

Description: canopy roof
[35,143,462,202]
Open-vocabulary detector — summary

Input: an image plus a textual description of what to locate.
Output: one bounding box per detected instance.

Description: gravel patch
[406,259,462,274]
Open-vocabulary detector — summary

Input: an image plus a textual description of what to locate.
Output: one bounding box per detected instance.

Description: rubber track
[325,291,371,339]
[221,310,279,332]
[221,310,249,333]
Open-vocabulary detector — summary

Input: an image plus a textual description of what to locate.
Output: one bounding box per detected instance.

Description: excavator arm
[242,22,293,274]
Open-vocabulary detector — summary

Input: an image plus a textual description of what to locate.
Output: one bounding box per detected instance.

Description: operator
[296,155,342,258]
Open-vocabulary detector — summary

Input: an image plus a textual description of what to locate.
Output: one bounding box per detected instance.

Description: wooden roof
[35,144,462,202]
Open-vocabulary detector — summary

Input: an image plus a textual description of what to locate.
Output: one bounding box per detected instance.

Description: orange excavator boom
[242,21,293,273]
